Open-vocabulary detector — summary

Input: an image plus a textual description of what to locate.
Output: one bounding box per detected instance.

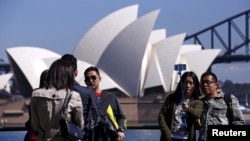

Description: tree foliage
[221,79,250,105]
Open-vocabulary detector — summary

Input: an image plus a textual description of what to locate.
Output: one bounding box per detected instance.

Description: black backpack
[224,93,233,125]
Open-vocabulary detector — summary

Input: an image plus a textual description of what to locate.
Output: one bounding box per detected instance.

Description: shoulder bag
[82,89,117,141]
[59,90,83,140]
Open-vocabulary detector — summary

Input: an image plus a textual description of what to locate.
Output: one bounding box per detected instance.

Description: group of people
[25,54,126,141]
[158,71,245,141]
[24,54,245,141]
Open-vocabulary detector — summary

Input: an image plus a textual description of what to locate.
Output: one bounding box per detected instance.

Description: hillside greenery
[220,80,250,105]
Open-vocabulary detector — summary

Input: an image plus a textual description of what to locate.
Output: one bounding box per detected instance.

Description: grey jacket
[198,92,245,141]
[30,88,84,141]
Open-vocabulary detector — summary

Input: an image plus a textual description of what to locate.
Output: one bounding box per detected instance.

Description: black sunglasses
[200,80,216,85]
[85,75,97,81]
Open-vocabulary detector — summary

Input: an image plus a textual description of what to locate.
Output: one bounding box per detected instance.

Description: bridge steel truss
[185,9,250,64]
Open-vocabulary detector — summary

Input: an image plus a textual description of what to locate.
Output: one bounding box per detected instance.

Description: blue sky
[0,0,250,83]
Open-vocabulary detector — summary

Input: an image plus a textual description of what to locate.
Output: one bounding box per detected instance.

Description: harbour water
[0,129,161,141]
[0,121,249,141]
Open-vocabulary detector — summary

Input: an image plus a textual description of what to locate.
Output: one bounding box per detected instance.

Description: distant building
[3,4,221,98]
[0,63,11,74]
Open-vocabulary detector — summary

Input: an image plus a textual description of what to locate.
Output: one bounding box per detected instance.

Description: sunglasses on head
[85,75,97,81]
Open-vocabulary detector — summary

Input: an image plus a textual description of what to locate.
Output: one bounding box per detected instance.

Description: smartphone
[174,64,186,72]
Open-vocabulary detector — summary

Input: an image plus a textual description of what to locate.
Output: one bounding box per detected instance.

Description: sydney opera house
[0,5,220,127]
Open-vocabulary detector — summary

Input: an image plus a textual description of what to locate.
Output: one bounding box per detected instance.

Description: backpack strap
[224,93,233,125]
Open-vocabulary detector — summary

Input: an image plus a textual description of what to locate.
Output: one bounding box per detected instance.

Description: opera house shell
[3,4,221,98]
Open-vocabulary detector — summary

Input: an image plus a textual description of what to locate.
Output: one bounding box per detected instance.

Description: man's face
[84,70,101,90]
[200,75,218,96]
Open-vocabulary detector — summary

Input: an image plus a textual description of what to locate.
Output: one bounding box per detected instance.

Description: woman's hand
[182,101,189,112]
[117,131,125,141]
[196,119,201,127]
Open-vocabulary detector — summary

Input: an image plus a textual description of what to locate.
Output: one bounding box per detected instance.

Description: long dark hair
[174,71,201,103]
[45,59,74,90]
[39,69,48,88]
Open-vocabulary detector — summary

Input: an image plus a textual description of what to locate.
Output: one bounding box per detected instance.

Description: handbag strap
[61,89,72,118]
[88,88,100,116]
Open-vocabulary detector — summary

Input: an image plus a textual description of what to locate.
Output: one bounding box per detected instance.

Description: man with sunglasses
[83,66,126,141]
[198,71,245,141]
